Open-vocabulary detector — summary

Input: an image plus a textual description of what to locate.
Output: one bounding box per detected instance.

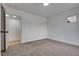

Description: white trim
[21,38,47,43]
[48,37,79,46]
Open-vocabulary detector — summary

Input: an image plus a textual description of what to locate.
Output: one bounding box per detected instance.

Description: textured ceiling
[5,3,79,18]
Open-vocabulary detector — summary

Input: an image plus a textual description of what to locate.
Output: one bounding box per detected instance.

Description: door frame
[1,4,6,52]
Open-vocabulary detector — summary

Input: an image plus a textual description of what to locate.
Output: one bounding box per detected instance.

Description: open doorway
[6,13,21,47]
[1,4,21,53]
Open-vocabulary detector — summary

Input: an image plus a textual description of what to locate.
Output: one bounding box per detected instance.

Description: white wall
[22,14,47,42]
[4,6,47,43]
[47,7,79,46]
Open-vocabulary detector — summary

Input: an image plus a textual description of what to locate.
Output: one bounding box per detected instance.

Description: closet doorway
[6,14,21,46]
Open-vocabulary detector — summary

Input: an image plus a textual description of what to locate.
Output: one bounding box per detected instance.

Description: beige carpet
[2,39,79,56]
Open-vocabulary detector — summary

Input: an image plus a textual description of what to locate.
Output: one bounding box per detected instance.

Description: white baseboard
[21,36,79,46]
[48,37,79,46]
[21,37,47,43]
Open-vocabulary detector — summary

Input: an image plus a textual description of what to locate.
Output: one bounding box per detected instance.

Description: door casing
[1,4,6,52]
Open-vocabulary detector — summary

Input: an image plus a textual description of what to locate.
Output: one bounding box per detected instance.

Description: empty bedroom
[0,3,79,56]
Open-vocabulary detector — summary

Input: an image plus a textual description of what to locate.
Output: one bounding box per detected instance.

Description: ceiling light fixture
[43,2,49,6]
[13,16,16,18]
[6,14,9,17]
